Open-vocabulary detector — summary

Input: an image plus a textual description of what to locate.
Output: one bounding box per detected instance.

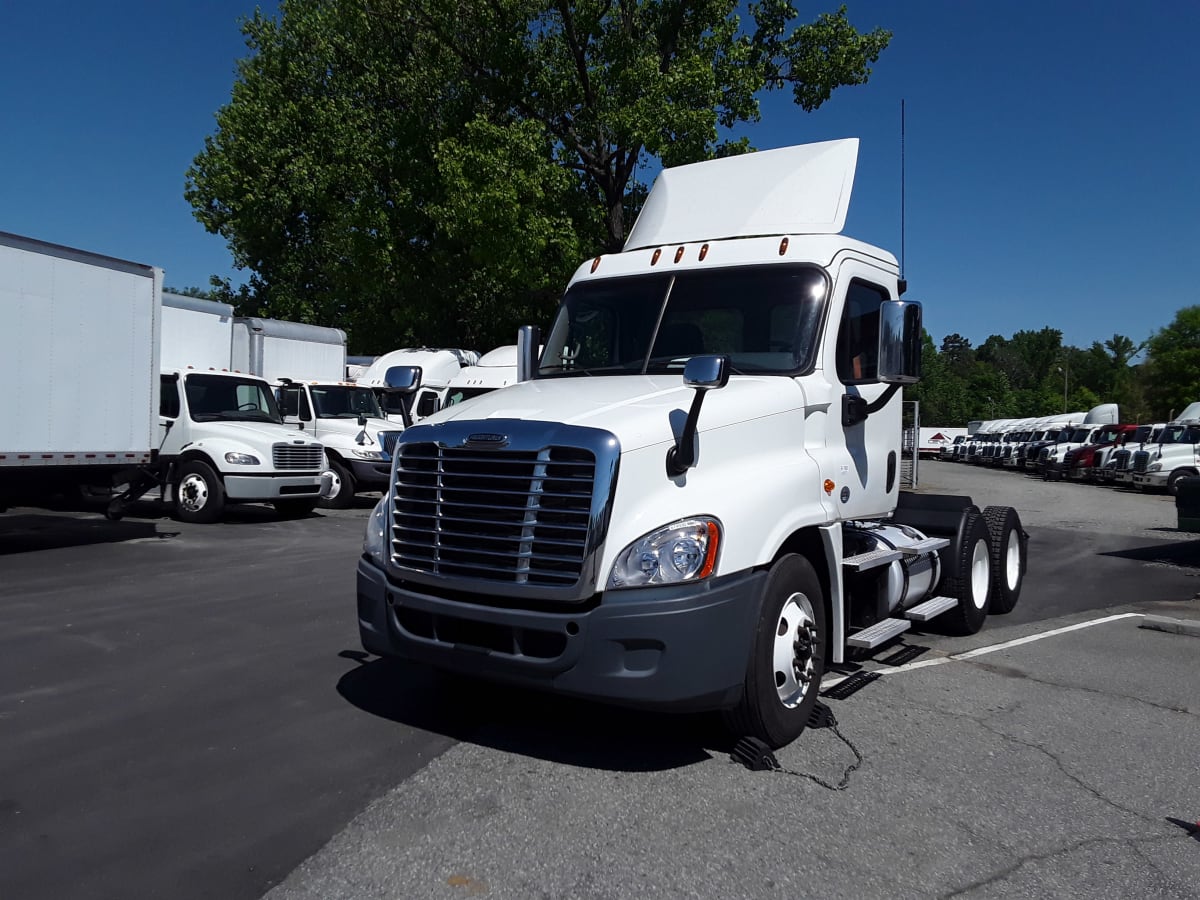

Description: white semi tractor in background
[356,140,1030,749]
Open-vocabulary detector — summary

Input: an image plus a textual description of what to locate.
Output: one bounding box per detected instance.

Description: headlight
[607,517,721,589]
[224,451,260,465]
[1148,462,1163,472]
[362,497,389,565]
[351,449,385,460]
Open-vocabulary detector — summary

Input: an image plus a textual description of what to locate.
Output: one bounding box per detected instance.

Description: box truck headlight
[607,518,720,589]
[351,449,385,460]
[362,497,389,565]
[224,451,260,465]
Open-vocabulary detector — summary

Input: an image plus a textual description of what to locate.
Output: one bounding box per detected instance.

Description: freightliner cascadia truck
[355,140,1030,748]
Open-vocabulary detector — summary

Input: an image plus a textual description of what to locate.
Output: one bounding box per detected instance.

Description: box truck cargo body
[161,293,235,371]
[0,232,161,508]
[232,317,346,384]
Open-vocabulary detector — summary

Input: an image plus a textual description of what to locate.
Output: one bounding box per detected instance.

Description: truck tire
[1168,469,1196,497]
[722,554,826,749]
[318,458,356,509]
[174,460,225,524]
[935,511,992,635]
[982,506,1027,615]
[274,498,318,518]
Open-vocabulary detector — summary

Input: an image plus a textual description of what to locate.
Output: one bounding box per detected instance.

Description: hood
[186,419,320,448]
[308,416,392,447]
[423,374,805,452]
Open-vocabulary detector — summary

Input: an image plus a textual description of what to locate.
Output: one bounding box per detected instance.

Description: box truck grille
[1132,450,1150,473]
[378,431,402,459]
[272,443,323,469]
[391,443,596,586]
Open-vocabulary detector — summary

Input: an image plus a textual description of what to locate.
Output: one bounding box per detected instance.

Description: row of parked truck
[0,230,517,521]
[940,402,1200,495]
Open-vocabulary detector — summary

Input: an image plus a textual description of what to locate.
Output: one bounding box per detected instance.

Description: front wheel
[723,554,827,749]
[318,458,356,509]
[1168,469,1196,496]
[174,460,225,524]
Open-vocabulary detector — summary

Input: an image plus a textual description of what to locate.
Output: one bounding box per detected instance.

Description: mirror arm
[842,384,902,427]
[666,393,707,477]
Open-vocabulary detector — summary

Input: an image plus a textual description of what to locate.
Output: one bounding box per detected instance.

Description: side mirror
[516,325,541,383]
[383,365,422,393]
[877,300,922,385]
[667,355,730,476]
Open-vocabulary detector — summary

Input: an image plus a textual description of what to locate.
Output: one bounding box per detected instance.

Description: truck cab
[1108,423,1165,486]
[275,379,399,507]
[155,368,328,522]
[356,141,1028,749]
[1131,403,1200,494]
[358,348,475,422]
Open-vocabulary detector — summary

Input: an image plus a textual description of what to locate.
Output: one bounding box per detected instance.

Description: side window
[277,387,299,417]
[416,389,440,418]
[160,374,180,418]
[836,280,889,384]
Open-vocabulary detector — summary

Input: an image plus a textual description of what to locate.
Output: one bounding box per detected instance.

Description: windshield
[1158,425,1198,444]
[311,385,383,419]
[185,374,282,424]
[1069,427,1093,442]
[1093,427,1122,444]
[539,264,828,377]
[1132,426,1152,442]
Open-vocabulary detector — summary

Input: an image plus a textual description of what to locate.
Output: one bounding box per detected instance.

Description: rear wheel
[936,511,992,635]
[723,554,827,749]
[982,506,1026,614]
[318,458,356,509]
[174,460,225,524]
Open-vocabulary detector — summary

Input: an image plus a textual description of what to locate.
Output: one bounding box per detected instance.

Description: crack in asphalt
[938,834,1184,899]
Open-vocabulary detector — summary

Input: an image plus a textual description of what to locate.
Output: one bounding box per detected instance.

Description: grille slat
[390,442,596,587]
[272,443,324,469]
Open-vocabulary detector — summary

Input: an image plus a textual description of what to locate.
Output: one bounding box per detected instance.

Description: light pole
[1057,364,1069,413]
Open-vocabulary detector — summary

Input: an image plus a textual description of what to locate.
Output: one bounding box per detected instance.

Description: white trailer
[162,293,234,370]
[232,316,347,384]
[0,232,161,510]
[357,140,1031,750]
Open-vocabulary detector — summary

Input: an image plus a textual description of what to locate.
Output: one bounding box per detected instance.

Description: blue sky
[2,1,1197,354]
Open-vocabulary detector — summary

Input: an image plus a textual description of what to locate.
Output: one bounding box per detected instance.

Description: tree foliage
[1144,306,1200,419]
[186,0,891,352]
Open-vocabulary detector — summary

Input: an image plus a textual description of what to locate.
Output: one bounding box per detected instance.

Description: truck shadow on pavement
[336,652,721,771]
[1100,539,1200,570]
[0,514,171,554]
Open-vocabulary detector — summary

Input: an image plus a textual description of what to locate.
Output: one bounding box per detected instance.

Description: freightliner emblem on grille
[466,433,508,445]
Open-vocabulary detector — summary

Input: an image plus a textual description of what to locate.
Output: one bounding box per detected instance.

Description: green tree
[186,0,891,351]
[1144,306,1200,419]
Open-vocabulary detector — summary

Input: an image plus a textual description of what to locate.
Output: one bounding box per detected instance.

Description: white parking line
[825,613,1144,690]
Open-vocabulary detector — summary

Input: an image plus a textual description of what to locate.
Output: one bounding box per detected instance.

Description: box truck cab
[1131,403,1200,494]
[356,141,1030,749]
[275,379,398,507]
[152,368,329,522]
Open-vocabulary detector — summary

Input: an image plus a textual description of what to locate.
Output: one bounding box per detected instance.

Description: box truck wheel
[982,506,1027,615]
[175,460,225,524]
[318,458,356,509]
[935,511,992,635]
[723,554,826,749]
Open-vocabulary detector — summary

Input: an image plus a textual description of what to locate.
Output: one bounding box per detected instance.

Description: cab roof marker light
[590,257,602,273]
[698,243,709,261]
[674,246,685,263]
[651,248,662,265]
[779,236,789,256]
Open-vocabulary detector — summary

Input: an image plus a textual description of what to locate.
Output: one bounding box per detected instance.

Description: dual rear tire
[937,505,1027,633]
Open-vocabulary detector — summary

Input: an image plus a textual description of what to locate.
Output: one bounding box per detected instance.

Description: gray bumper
[356,559,765,712]
[223,472,325,501]
[347,458,392,489]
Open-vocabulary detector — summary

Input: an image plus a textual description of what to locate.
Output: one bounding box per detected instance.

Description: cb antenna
[899,98,907,294]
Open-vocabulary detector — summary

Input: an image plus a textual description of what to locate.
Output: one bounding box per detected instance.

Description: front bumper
[347,457,392,489]
[223,472,326,501]
[356,558,765,712]
[1132,472,1167,489]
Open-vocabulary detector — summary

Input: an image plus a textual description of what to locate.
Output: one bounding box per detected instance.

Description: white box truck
[232,316,347,384]
[356,141,1031,749]
[0,232,160,511]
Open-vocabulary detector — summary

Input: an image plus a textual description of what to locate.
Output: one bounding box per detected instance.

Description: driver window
[836,280,889,384]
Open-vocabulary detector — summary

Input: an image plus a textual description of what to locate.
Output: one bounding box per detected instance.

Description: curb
[1138,615,1200,639]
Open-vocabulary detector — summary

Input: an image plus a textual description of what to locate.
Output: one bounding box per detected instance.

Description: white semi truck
[355,141,1029,748]
[358,348,476,421]
[0,233,161,511]
[1130,403,1200,494]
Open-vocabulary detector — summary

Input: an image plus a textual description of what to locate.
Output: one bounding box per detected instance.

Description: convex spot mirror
[683,355,730,391]
[878,300,922,385]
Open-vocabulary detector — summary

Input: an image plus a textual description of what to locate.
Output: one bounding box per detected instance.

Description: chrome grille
[378,430,402,458]
[391,442,596,586]
[272,442,323,469]
[1132,450,1150,473]
[1112,449,1131,471]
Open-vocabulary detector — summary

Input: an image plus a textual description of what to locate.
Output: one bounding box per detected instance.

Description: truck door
[823,263,902,519]
[159,373,185,456]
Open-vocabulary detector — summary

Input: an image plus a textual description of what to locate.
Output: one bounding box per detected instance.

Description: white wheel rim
[772,593,818,709]
[326,469,343,498]
[179,474,209,512]
[1004,532,1021,590]
[970,539,990,609]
